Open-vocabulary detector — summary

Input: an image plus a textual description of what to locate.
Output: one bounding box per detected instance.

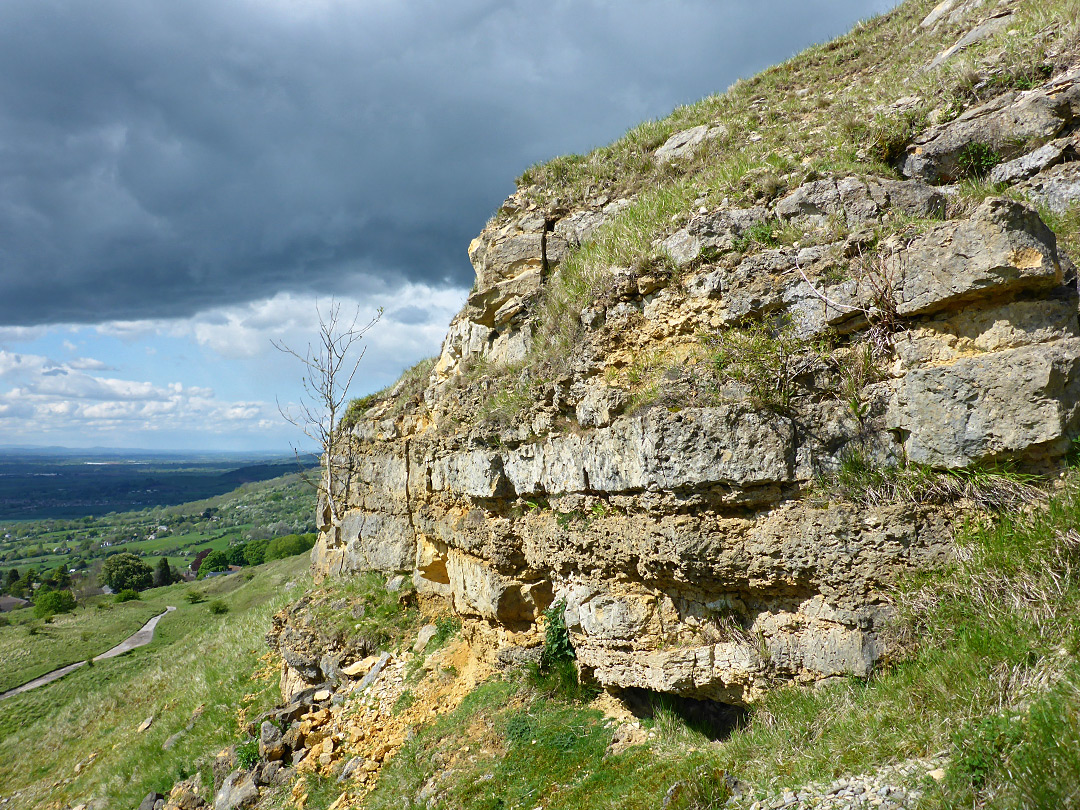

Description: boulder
[774,176,945,223]
[1016,162,1080,217]
[259,721,287,763]
[212,747,237,793]
[413,624,439,653]
[989,136,1079,185]
[214,771,259,810]
[926,12,1012,70]
[654,124,725,161]
[888,338,1080,467]
[886,198,1060,317]
[138,792,164,810]
[163,777,207,810]
[902,67,1080,183]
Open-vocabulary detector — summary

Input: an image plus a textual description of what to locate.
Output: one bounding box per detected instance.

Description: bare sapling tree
[273,299,381,531]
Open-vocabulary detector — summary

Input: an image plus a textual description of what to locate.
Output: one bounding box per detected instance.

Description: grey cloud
[0,0,895,326]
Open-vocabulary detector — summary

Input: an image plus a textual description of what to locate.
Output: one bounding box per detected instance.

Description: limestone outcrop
[311,60,1080,706]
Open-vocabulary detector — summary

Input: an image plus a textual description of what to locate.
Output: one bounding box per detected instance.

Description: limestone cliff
[310,0,1080,706]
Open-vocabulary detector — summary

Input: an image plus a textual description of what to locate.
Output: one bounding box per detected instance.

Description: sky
[0,0,897,452]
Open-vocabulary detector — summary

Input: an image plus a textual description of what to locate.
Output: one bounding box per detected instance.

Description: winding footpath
[0,605,176,701]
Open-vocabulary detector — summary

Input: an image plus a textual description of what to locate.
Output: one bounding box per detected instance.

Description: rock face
[902,66,1080,184]
[310,63,1080,706]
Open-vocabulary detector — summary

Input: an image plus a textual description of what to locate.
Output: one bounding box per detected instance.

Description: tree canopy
[34,589,76,618]
[197,550,229,577]
[100,553,154,592]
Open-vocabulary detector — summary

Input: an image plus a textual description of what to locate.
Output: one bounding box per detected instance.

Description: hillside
[325,0,1080,704]
[6,1,1080,809]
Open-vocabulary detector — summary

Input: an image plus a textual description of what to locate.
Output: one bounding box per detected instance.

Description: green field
[2,471,315,576]
[0,554,311,810]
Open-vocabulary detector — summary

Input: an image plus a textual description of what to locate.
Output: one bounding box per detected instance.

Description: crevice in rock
[540,218,557,282]
[403,437,419,550]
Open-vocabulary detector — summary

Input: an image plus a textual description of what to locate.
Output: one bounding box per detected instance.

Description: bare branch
[274,299,382,529]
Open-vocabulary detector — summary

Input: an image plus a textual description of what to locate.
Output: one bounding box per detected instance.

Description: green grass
[0,554,311,810]
[309,570,424,652]
[0,594,164,693]
[820,449,1046,512]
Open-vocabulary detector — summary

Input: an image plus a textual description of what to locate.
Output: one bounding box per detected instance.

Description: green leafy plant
[956,141,1001,180]
[540,601,575,671]
[236,738,259,770]
[948,713,1025,790]
[33,589,76,618]
[185,591,205,604]
[208,600,229,615]
[732,219,780,252]
[114,589,140,603]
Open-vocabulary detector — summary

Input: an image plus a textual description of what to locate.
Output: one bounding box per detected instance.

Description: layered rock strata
[311,66,1080,706]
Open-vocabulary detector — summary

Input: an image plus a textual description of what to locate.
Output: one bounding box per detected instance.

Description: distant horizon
[0,443,320,458]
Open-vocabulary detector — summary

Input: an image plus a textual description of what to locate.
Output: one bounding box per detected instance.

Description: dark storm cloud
[0,0,894,326]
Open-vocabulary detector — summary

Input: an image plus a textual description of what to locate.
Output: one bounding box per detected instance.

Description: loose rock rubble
[739,757,949,810]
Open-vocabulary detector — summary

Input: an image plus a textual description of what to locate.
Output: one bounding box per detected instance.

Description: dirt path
[0,606,176,701]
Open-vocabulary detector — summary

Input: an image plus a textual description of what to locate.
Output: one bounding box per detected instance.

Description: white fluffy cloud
[0,348,275,442]
[0,283,463,448]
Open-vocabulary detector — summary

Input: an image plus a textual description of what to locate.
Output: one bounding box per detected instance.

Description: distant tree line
[194,532,317,578]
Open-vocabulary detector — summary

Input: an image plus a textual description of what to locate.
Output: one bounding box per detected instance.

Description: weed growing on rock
[540,601,574,670]
[823,447,1044,511]
[956,141,1001,180]
[236,738,259,769]
[702,318,831,412]
[433,616,461,648]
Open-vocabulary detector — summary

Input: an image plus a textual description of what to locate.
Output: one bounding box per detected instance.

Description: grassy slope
[0,554,310,810]
[0,596,163,694]
[500,0,1080,378]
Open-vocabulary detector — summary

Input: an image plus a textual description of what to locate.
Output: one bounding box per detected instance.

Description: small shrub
[540,601,575,670]
[34,589,76,617]
[114,589,140,603]
[236,738,259,770]
[948,713,1025,790]
[208,600,229,615]
[956,141,1001,180]
[185,591,205,604]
